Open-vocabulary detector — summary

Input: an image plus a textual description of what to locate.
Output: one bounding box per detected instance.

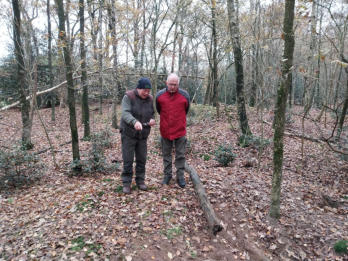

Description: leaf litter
[0,104,347,260]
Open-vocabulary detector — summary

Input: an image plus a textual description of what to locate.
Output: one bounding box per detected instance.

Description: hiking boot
[177,176,186,188]
[123,184,131,194]
[137,184,148,191]
[161,175,172,185]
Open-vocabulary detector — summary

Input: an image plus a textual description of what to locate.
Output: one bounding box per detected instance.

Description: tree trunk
[249,0,262,108]
[269,0,295,219]
[12,0,32,149]
[47,0,55,122]
[171,21,178,73]
[227,0,251,136]
[334,67,343,108]
[250,43,257,107]
[98,4,103,115]
[55,0,81,166]
[211,0,220,118]
[303,0,318,115]
[107,0,119,129]
[336,73,348,140]
[185,163,223,235]
[314,1,323,108]
[204,68,212,105]
[133,0,141,71]
[140,0,146,73]
[79,0,90,139]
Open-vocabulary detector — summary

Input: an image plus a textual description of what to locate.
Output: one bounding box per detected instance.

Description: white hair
[167,73,180,83]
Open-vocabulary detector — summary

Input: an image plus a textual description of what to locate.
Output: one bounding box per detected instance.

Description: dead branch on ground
[185,163,223,235]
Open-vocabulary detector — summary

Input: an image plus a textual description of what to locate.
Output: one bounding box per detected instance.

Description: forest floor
[0,102,347,261]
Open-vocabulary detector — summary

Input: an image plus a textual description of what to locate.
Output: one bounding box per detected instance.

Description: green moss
[334,240,347,254]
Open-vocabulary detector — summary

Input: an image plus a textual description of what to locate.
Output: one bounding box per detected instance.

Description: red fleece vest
[156,89,189,140]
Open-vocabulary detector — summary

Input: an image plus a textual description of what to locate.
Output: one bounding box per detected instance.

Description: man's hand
[134,121,143,130]
[149,119,156,127]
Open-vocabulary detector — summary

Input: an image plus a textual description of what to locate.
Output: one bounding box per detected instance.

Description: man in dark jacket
[120,77,155,194]
[156,73,190,188]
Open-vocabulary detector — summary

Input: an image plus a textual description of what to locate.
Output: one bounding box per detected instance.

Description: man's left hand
[149,119,156,127]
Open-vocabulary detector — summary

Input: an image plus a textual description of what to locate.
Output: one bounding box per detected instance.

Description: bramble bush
[84,129,114,173]
[0,145,43,189]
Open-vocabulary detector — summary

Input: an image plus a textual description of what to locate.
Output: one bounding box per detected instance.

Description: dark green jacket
[120,89,154,139]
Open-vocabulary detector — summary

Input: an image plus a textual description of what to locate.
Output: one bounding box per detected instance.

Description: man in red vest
[156,73,190,188]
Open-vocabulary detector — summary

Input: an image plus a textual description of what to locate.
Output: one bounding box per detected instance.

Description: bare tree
[55,0,81,168]
[337,57,348,140]
[79,0,90,139]
[227,0,251,136]
[107,0,120,129]
[269,0,295,219]
[47,0,56,122]
[149,0,177,96]
[211,0,219,117]
[12,0,32,149]
[249,0,262,108]
[97,1,104,114]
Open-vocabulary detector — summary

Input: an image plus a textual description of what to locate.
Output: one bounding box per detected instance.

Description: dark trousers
[161,136,186,179]
[121,134,147,185]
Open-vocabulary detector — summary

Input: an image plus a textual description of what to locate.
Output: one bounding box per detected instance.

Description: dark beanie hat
[137,77,152,89]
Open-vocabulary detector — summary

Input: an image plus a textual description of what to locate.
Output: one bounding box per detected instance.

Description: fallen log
[185,163,223,235]
[34,140,72,155]
[0,67,114,112]
[0,80,70,112]
[0,69,206,112]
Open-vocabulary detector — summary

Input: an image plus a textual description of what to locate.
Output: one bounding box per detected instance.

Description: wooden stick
[185,163,223,235]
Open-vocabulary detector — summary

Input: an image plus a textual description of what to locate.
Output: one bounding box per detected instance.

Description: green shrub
[83,129,116,173]
[0,145,43,189]
[87,141,107,172]
[187,104,215,124]
[69,159,83,173]
[92,128,112,149]
[238,134,270,149]
[214,145,236,166]
[334,240,347,254]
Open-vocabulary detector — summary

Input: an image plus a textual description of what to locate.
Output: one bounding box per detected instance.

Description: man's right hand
[134,121,143,131]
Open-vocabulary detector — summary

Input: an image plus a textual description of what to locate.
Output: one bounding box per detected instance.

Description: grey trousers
[121,134,147,185]
[161,136,186,179]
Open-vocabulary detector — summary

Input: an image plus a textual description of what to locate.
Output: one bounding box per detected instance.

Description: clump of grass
[69,236,101,255]
[164,226,182,239]
[75,195,97,212]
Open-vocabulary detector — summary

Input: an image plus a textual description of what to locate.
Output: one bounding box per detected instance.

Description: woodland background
[0,0,347,260]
